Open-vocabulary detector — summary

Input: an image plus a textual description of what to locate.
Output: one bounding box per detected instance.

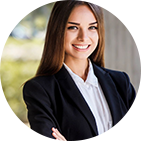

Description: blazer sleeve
[109,71,136,110]
[23,79,60,138]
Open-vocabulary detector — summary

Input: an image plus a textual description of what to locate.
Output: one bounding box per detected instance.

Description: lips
[72,44,90,50]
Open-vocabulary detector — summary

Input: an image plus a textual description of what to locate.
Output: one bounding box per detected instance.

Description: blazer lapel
[93,63,125,126]
[55,66,98,135]
[55,63,125,134]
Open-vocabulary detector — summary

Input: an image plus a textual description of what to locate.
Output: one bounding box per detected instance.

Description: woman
[23,0,136,140]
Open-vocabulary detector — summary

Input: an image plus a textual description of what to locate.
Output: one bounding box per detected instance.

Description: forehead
[68,5,96,22]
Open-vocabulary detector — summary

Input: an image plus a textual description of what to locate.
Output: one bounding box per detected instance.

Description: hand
[52,127,67,141]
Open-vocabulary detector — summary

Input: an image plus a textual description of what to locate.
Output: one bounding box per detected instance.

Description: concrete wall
[103,9,140,92]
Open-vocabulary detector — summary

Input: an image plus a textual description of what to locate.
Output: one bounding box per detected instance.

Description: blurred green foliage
[0,3,55,123]
[1,60,39,122]
[1,36,44,124]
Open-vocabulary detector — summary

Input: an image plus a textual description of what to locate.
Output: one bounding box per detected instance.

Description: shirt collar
[85,59,98,87]
[63,59,98,87]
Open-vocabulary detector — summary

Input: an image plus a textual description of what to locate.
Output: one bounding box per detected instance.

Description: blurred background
[0,2,54,125]
[0,2,140,126]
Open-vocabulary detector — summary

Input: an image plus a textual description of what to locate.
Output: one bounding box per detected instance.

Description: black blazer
[23,63,136,141]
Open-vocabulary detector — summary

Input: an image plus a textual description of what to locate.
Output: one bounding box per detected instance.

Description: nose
[77,29,88,41]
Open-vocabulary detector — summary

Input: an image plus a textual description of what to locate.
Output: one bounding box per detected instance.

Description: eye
[89,26,98,30]
[67,26,78,30]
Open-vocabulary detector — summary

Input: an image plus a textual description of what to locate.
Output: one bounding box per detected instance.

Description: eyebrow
[89,21,98,25]
[68,21,97,25]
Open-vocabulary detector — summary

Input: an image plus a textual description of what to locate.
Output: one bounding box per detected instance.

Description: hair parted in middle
[36,0,105,76]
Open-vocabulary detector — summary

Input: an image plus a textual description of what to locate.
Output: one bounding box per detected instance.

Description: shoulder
[104,67,136,95]
[104,67,130,84]
[93,64,136,108]
[24,75,54,85]
[93,62,136,94]
[94,64,132,90]
[93,63,130,86]
[23,75,57,95]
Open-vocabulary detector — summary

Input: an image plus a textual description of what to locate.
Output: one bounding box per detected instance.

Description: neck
[64,58,89,81]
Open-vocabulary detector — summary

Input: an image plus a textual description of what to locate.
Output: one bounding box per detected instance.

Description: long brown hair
[36,0,105,76]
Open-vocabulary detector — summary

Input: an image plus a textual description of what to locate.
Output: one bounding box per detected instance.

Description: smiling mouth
[72,44,90,50]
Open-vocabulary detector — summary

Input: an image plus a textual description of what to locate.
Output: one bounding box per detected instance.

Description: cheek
[64,34,69,49]
[64,32,76,47]
[94,32,99,43]
[64,32,70,44]
[96,35,99,44]
[64,33,72,52]
[92,32,99,44]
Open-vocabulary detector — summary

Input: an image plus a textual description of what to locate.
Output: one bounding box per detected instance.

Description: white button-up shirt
[64,60,112,135]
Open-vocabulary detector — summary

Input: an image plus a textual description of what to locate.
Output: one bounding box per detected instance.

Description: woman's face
[64,5,99,62]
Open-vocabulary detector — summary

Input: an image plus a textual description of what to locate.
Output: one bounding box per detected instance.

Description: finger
[52,128,62,137]
[52,128,66,141]
[52,128,63,140]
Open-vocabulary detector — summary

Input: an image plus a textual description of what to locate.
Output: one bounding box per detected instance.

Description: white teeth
[73,45,89,49]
